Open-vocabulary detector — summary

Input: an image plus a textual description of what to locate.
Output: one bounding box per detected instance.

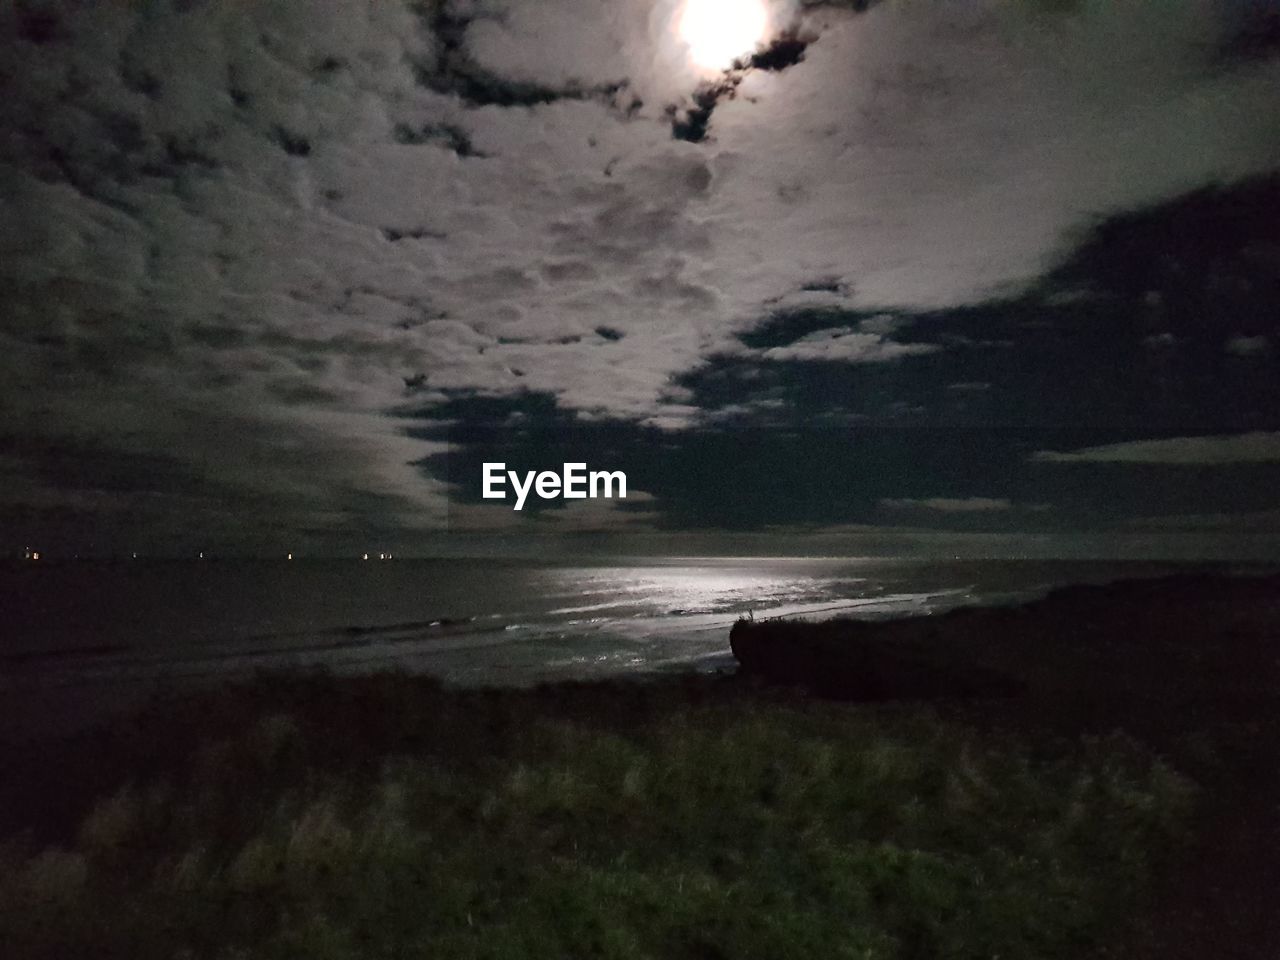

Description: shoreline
[3,560,1273,740]
[2,570,1278,957]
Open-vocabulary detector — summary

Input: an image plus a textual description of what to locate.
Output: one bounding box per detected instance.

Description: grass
[0,671,1195,959]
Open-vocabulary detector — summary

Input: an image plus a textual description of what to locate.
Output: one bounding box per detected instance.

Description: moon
[678,0,770,72]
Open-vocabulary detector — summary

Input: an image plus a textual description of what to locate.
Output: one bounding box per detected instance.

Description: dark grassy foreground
[732,572,1280,958]
[0,670,1197,960]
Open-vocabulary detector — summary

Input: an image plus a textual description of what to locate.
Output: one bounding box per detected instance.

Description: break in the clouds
[2,0,1279,553]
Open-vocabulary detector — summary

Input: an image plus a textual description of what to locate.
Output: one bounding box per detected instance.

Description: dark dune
[731,572,1280,719]
[732,572,1280,957]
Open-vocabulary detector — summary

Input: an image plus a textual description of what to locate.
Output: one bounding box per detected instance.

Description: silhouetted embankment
[731,616,1022,701]
[732,572,1280,723]
[731,572,1280,958]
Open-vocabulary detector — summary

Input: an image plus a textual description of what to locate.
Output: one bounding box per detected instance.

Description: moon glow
[678,0,770,71]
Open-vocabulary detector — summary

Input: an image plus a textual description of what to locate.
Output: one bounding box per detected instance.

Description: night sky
[3,0,1279,558]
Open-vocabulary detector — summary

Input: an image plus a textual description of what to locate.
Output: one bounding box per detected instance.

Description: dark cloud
[269,125,312,157]
[404,1,631,110]
[392,120,488,157]
[1218,4,1280,64]
[382,226,449,243]
[11,3,67,46]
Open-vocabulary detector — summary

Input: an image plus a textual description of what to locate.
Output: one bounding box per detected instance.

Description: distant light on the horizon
[287,552,293,560]
[362,553,369,560]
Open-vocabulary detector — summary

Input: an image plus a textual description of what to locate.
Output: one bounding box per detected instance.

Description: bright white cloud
[758,327,939,363]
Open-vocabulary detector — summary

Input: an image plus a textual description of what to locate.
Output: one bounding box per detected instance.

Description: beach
[0,556,1250,739]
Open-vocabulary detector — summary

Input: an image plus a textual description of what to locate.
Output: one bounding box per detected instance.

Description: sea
[0,556,1264,737]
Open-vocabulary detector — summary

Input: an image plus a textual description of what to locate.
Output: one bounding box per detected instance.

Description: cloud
[758,327,940,363]
[1,0,1278,547]
[879,497,1015,513]
[1032,432,1280,464]
[1226,334,1270,356]
[1143,332,1178,350]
